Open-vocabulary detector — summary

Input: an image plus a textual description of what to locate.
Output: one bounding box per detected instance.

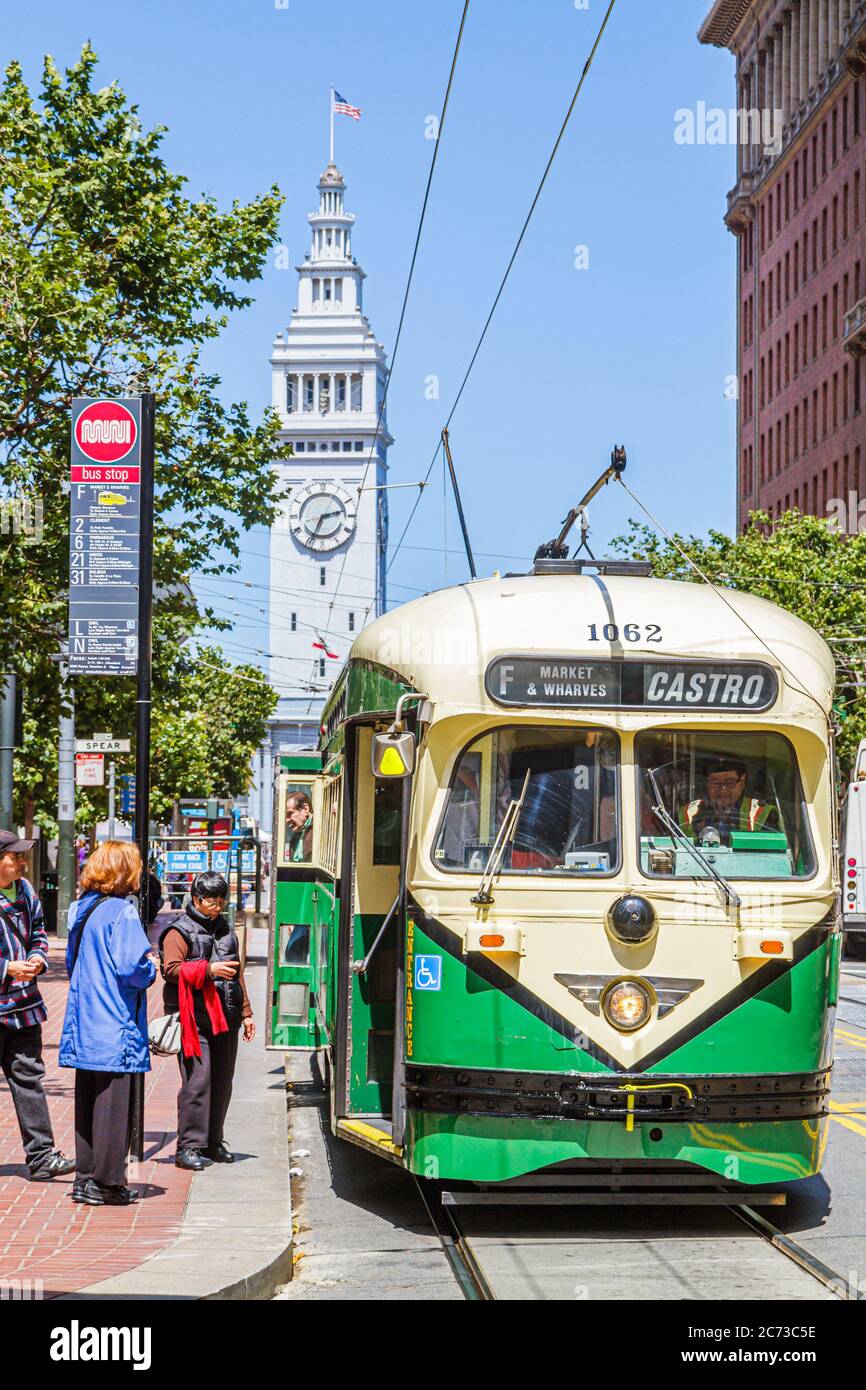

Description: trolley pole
[130,393,156,1164]
[441,428,477,580]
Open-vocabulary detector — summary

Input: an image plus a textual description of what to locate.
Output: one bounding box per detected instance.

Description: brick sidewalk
[0,915,192,1299]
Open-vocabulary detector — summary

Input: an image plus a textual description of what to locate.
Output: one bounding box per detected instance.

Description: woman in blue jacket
[59,841,157,1207]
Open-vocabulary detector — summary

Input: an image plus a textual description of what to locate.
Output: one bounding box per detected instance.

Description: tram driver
[678,757,780,845]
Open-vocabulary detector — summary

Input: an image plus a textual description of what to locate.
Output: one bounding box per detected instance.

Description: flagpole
[329,85,335,164]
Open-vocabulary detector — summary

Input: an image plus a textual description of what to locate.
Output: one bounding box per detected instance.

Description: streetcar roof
[350,573,835,717]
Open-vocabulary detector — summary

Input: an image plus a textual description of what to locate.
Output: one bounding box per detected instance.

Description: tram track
[730,1205,862,1301]
[412,1178,496,1300]
[418,1180,855,1303]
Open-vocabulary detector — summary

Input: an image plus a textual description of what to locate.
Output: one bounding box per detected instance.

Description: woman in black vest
[158,872,255,1170]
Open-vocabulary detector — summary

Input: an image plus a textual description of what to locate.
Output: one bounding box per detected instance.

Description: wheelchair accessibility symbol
[414,955,442,991]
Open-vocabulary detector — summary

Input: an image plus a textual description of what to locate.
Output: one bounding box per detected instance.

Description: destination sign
[485,658,778,711]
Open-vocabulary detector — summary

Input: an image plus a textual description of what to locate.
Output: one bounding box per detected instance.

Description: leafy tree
[25,653,277,835]
[148,653,277,821]
[0,46,288,823]
[613,510,866,767]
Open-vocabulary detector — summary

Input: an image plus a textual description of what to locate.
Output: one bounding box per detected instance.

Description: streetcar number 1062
[588,623,663,644]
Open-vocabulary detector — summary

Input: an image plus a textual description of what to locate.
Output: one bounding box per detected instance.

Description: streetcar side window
[636,730,816,879]
[433,726,620,876]
[281,781,315,866]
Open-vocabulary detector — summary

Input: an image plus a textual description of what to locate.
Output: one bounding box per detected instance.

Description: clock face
[289,482,357,552]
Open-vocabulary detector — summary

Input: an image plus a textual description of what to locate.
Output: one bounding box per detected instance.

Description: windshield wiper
[646,768,740,912]
[471,769,531,906]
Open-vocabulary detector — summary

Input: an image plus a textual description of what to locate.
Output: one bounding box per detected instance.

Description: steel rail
[730,1204,863,1300]
[413,1179,496,1301]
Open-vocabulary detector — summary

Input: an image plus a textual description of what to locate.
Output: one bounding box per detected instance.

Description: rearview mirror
[371,730,416,779]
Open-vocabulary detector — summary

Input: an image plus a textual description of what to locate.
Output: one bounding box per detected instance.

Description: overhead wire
[387,0,619,579]
[325,0,471,632]
[615,475,833,722]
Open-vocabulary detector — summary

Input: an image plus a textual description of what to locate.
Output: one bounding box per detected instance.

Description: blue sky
[5,0,738,678]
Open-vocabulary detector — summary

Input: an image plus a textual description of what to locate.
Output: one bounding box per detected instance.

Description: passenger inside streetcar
[638,731,814,879]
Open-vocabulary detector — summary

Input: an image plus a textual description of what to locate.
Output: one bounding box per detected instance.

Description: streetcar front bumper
[405,1064,832,1125]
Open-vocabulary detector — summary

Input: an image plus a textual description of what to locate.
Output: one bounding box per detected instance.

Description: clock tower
[267,161,391,755]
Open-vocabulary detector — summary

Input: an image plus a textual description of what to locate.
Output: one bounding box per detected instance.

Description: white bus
[841,738,866,952]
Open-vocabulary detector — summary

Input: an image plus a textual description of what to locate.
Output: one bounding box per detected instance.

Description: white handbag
[148,1012,181,1056]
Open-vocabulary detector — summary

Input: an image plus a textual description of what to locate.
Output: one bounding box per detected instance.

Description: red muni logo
[74,400,138,463]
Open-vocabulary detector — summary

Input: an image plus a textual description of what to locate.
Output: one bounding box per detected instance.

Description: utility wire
[388,0,619,577]
[616,475,832,723]
[326,0,471,626]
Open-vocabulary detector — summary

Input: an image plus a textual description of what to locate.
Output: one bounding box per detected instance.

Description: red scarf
[178,959,228,1058]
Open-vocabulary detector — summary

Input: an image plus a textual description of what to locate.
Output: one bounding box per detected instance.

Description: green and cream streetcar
[268,476,839,1188]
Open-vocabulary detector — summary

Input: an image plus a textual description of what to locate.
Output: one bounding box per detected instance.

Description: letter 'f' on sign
[498,664,514,697]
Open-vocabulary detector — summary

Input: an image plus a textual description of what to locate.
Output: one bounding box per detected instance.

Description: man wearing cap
[678,758,780,844]
[0,830,74,1181]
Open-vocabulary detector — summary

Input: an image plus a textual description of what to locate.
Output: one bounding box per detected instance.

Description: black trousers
[0,1025,55,1171]
[176,1026,240,1151]
[74,1070,132,1187]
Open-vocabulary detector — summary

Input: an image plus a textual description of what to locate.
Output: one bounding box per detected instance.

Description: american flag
[333,90,362,121]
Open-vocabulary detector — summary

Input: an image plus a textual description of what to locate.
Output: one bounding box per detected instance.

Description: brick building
[699,0,866,531]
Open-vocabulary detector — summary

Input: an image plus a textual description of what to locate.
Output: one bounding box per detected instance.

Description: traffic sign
[75,737,131,754]
[166,850,209,875]
[212,851,255,873]
[67,396,142,676]
[73,399,139,467]
[120,773,136,815]
[75,753,105,787]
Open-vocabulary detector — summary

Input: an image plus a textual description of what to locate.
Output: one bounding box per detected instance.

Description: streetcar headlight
[602,979,652,1032]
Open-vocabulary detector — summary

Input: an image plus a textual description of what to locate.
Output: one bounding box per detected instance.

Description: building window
[348,612,355,632]
[291,613,297,632]
[304,377,314,411]
[295,441,305,452]
[286,376,297,413]
[351,374,363,410]
[342,441,352,452]
[337,376,346,411]
[354,441,364,452]
[313,279,321,303]
[335,278,343,303]
[320,566,326,587]
[319,659,326,678]
[324,279,332,301]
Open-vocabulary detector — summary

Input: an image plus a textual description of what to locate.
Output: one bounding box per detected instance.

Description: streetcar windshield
[434,726,619,875]
[636,731,815,879]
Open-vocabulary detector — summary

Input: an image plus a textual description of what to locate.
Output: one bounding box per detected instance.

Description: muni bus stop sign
[67,397,142,676]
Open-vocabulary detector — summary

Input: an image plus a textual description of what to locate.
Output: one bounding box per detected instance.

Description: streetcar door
[337,723,404,1117]
[268,764,334,1049]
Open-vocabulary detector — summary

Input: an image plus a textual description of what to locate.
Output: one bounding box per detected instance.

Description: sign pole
[107,760,116,839]
[130,393,155,1164]
[56,667,76,938]
[0,672,15,831]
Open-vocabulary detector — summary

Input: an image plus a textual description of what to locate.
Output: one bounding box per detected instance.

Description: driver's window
[636,730,815,879]
[434,726,620,876]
